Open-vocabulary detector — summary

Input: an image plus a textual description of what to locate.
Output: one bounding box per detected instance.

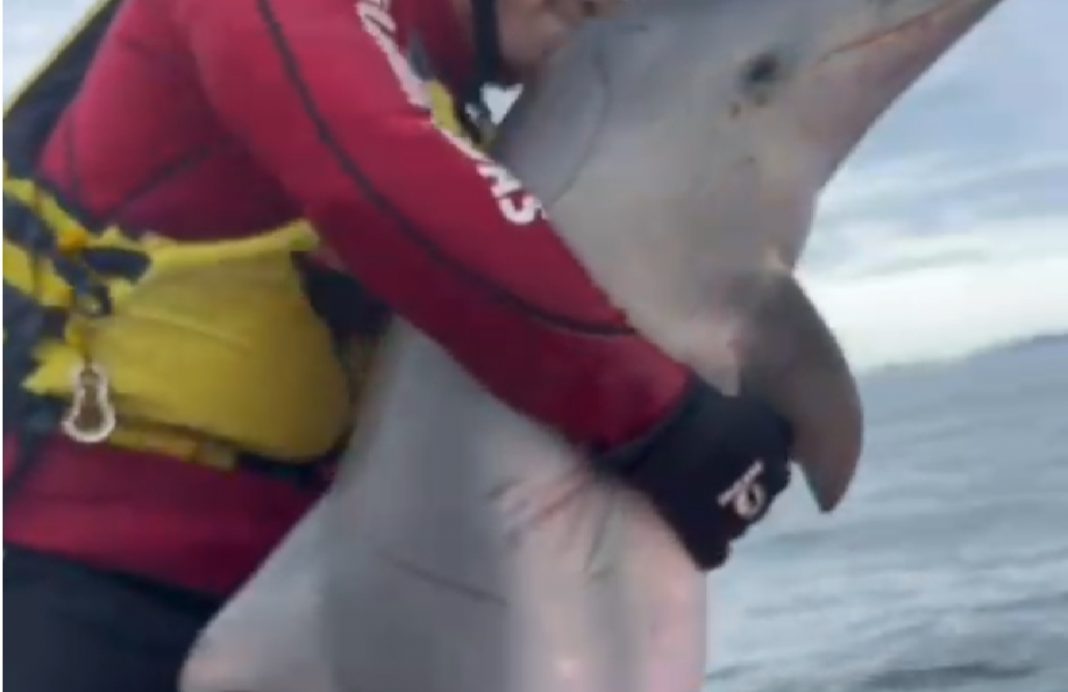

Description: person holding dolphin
[3,0,793,689]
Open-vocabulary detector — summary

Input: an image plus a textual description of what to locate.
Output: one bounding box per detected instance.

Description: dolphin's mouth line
[817,0,982,64]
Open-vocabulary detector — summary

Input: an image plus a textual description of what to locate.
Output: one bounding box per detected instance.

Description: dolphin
[180,0,1007,690]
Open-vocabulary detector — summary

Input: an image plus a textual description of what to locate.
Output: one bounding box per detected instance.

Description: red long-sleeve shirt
[4,0,688,596]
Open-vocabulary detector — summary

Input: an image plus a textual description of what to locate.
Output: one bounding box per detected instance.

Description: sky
[4,0,1066,372]
[798,0,1068,370]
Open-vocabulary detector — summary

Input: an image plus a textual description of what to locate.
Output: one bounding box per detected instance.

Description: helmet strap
[469,0,504,88]
[455,0,502,144]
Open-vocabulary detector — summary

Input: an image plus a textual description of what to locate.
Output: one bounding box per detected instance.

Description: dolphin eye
[738,50,787,106]
[745,53,782,86]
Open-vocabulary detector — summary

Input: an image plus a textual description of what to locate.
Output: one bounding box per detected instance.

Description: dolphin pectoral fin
[732,272,863,511]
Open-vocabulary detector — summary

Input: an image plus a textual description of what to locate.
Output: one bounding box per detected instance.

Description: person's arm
[173,0,686,449]
[172,0,793,568]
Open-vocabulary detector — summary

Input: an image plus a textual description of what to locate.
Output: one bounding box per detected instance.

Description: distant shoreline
[860,331,1068,380]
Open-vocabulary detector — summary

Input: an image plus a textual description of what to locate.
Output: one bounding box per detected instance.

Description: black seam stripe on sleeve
[254,0,633,337]
[98,142,231,223]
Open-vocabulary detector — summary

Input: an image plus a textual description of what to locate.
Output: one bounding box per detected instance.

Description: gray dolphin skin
[181,1,1006,691]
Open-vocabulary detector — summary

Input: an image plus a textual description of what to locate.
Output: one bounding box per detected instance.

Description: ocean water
[708,337,1068,691]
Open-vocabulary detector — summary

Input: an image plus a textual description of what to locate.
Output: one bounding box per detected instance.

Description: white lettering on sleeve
[354,0,546,227]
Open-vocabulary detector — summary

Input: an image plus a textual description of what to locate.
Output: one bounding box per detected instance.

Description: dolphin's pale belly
[322,329,706,692]
[180,328,706,692]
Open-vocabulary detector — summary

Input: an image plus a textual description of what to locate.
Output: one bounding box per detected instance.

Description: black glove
[597,375,793,570]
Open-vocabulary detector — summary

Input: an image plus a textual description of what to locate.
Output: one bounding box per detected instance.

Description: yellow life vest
[3,0,486,475]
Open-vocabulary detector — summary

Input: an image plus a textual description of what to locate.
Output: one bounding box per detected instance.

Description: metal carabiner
[61,362,117,444]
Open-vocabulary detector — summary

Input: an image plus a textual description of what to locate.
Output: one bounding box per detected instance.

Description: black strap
[455,0,502,141]
[3,192,122,495]
[469,0,503,89]
[234,442,343,492]
[293,255,392,345]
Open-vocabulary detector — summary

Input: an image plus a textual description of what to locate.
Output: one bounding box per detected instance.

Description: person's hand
[598,376,793,570]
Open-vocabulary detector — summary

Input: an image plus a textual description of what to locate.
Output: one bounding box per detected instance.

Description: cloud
[801,215,1068,371]
[840,0,1068,168]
